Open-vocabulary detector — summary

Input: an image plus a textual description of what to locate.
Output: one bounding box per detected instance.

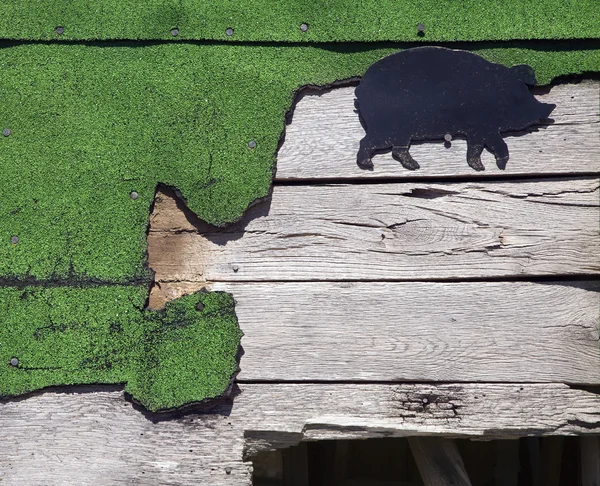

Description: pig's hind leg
[485,133,510,170]
[392,146,420,170]
[357,135,377,169]
[466,138,485,171]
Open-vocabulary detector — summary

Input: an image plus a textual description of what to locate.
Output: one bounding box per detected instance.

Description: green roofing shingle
[0,0,599,42]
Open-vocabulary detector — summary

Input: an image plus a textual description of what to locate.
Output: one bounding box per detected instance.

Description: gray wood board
[208,281,600,383]
[148,178,600,283]
[2,383,600,485]
[277,82,600,180]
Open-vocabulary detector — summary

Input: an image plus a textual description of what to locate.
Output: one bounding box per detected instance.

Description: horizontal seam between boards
[272,172,600,186]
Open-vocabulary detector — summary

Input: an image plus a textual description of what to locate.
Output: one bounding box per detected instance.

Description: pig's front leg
[485,133,510,170]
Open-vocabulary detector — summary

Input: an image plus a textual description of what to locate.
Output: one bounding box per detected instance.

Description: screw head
[417,23,425,33]
[55,26,65,35]
[9,358,18,367]
[171,28,179,37]
[10,236,18,244]
[248,140,257,149]
[130,191,139,200]
[444,133,452,142]
[300,23,309,32]
[3,128,11,137]
[225,28,234,36]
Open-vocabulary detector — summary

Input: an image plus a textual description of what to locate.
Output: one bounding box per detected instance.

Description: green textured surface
[1,43,600,282]
[0,0,599,42]
[0,287,242,412]
[2,39,600,409]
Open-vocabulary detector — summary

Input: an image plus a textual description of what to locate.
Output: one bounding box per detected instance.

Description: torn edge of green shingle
[0,0,599,43]
[0,287,243,412]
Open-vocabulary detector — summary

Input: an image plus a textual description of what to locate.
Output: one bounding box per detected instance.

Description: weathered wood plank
[408,437,472,486]
[277,82,600,180]
[148,179,600,283]
[191,280,600,383]
[2,383,600,485]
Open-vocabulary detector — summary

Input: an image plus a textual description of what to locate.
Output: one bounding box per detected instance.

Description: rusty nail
[10,236,18,244]
[130,191,139,200]
[226,28,234,36]
[3,128,11,137]
[171,28,179,37]
[300,23,309,32]
[55,26,65,35]
[9,358,18,367]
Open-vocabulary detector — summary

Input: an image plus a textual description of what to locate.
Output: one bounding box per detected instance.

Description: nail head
[10,236,19,244]
[232,265,239,273]
[225,467,232,475]
[9,358,18,367]
[3,128,11,137]
[171,28,179,37]
[422,397,429,404]
[130,191,139,200]
[444,133,452,142]
[226,28,234,36]
[300,23,309,32]
[417,23,425,33]
[248,140,257,149]
[55,26,65,35]
[196,301,205,312]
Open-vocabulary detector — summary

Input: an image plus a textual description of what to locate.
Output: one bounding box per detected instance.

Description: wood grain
[2,383,600,485]
[277,82,600,180]
[211,281,600,383]
[148,178,600,283]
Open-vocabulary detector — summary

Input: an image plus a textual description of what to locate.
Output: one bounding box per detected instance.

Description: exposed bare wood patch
[278,82,600,180]
[2,383,600,485]
[148,178,600,284]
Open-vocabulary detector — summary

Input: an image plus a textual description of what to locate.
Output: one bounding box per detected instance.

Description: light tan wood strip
[148,179,600,283]
[408,437,472,486]
[2,383,600,485]
[277,82,600,180]
[206,281,600,383]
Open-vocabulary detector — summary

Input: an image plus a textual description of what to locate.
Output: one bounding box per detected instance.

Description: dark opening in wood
[251,436,592,486]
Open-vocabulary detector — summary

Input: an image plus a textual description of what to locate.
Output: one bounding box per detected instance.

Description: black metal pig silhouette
[355,47,555,171]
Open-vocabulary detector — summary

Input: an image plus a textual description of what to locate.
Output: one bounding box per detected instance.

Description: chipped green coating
[0,0,598,42]
[0,287,242,412]
[1,40,600,410]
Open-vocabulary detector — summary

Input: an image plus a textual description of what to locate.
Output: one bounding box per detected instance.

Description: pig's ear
[510,64,537,86]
